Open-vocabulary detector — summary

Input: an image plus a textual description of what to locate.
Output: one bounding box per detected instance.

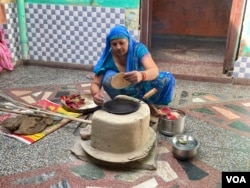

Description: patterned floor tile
[2,83,249,188]
[181,99,250,138]
[3,83,89,105]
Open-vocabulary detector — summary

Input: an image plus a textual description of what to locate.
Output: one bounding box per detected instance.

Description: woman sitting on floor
[90,25,175,114]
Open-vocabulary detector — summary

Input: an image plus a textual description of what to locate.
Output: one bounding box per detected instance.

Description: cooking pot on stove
[103,98,139,114]
[103,88,157,114]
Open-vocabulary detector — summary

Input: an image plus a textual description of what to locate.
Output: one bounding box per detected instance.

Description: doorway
[140,0,246,77]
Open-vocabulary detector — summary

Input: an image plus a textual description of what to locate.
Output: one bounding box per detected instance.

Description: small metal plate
[61,94,99,113]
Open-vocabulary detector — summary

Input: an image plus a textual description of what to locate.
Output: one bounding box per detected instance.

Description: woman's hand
[90,75,105,106]
[93,91,105,106]
[123,71,143,83]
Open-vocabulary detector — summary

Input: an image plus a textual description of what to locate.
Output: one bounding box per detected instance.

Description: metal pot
[171,134,200,160]
[158,108,186,136]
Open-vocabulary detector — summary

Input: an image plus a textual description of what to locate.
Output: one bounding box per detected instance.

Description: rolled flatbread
[111,72,131,89]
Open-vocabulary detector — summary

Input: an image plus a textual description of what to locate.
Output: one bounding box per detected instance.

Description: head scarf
[93,25,137,74]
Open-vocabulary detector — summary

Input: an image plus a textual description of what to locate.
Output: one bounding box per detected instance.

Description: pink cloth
[0,28,13,72]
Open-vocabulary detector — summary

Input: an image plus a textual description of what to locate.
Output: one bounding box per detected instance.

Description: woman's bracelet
[141,71,146,81]
[92,92,97,97]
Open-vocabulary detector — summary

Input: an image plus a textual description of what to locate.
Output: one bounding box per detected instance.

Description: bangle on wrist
[141,71,146,81]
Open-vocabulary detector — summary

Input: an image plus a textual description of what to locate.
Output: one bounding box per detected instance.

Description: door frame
[223,0,246,73]
[140,0,247,74]
[140,0,152,50]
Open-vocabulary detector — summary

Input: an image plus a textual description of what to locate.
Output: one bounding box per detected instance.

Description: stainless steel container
[158,108,186,136]
[171,134,200,160]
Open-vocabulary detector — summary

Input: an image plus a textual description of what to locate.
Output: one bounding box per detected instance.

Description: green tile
[192,92,209,96]
[224,104,250,116]
[191,108,215,115]
[71,163,105,180]
[213,94,228,100]
[55,91,70,98]
[61,85,77,90]
[178,161,208,180]
[26,0,140,8]
[228,121,250,133]
[180,91,188,98]
[179,99,188,105]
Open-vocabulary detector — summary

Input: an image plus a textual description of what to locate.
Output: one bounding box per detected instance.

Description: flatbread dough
[111,72,131,89]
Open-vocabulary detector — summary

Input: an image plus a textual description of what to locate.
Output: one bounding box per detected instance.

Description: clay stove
[81,95,156,163]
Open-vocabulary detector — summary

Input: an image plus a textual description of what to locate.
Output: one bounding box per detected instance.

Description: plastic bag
[0,28,13,72]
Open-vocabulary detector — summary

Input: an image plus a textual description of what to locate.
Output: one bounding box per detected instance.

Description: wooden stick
[0,107,48,117]
[0,107,92,124]
[2,103,45,112]
[10,99,42,110]
[0,95,94,124]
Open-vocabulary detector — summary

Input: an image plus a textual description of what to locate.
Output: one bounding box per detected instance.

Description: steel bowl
[158,108,186,136]
[171,134,200,160]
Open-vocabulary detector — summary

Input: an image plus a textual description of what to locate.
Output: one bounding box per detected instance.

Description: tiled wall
[2,3,21,62]
[2,3,139,66]
[238,0,250,57]
[25,3,133,65]
[1,2,250,80]
[232,1,250,79]
[232,57,250,79]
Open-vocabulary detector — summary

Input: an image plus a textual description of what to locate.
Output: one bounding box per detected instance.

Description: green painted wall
[25,0,140,8]
[239,1,250,57]
[17,0,29,59]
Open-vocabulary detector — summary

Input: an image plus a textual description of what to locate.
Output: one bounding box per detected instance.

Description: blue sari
[93,25,175,105]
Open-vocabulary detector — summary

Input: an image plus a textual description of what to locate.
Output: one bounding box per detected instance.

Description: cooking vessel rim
[171,134,200,150]
[102,98,140,114]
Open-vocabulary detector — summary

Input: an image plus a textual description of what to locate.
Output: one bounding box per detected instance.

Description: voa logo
[226,176,246,184]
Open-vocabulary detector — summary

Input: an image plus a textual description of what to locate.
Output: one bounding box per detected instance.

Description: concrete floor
[0,64,250,187]
[151,36,249,84]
